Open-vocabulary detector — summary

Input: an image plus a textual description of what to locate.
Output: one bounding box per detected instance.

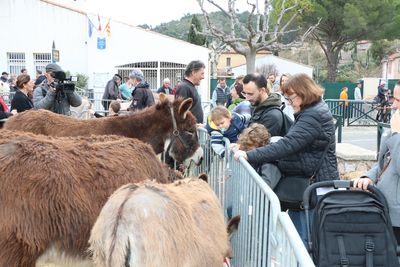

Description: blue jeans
[288,209,314,246]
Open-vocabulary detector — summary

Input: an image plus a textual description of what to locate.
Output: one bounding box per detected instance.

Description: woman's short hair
[237,123,270,151]
[281,73,324,108]
[210,106,231,121]
[234,83,245,99]
[279,73,291,87]
[16,74,31,89]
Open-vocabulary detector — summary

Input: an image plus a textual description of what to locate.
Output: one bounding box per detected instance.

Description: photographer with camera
[33,63,82,116]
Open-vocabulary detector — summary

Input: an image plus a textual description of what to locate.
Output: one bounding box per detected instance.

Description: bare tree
[195,0,317,74]
[256,63,278,78]
[208,39,227,78]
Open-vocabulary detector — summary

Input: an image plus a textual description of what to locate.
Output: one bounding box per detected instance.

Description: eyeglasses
[241,91,255,97]
[284,94,298,105]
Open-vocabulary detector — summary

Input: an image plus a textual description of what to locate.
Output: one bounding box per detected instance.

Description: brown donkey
[0,130,174,267]
[4,94,202,164]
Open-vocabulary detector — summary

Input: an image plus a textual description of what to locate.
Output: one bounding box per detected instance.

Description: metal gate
[116,61,186,91]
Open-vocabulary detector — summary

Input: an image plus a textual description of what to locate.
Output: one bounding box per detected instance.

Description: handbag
[274,137,332,211]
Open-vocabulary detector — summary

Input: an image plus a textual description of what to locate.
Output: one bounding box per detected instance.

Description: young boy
[205,106,250,157]
[236,123,281,189]
[92,100,121,118]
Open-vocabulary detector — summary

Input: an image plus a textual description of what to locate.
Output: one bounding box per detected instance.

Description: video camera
[51,71,77,93]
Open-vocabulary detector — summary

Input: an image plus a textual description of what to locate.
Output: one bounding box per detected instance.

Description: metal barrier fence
[188,128,314,267]
[326,99,390,127]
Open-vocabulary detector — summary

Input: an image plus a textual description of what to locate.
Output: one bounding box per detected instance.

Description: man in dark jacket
[242,73,286,137]
[175,60,205,123]
[102,74,122,111]
[157,78,173,95]
[128,68,154,112]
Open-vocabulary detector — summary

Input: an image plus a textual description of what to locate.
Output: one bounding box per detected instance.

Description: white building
[0,0,210,100]
[231,54,313,77]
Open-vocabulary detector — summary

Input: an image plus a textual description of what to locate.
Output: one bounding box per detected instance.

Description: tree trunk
[324,42,342,82]
[245,50,257,74]
[326,54,338,82]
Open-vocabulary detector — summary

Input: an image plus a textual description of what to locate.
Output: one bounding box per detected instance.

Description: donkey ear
[178,98,193,119]
[198,173,208,183]
[227,215,241,236]
[159,93,167,103]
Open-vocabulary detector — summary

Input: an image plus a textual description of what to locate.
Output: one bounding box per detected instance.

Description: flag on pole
[88,17,95,38]
[97,14,102,32]
[105,20,111,37]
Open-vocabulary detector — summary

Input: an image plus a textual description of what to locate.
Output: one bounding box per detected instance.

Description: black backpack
[304,180,399,267]
[267,105,293,136]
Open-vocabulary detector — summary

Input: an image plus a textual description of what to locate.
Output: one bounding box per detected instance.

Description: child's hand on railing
[229,143,240,153]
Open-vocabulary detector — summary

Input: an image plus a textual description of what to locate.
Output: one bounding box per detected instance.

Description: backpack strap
[337,236,349,267]
[365,236,375,267]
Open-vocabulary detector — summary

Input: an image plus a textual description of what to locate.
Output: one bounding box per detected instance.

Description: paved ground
[338,126,379,152]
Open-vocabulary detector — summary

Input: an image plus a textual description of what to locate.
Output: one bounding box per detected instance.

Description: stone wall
[336,143,377,179]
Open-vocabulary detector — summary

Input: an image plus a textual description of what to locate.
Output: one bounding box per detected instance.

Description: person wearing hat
[102,74,122,112]
[128,68,154,112]
[32,63,82,116]
[1,72,9,83]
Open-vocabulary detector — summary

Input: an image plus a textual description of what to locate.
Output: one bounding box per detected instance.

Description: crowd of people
[0,60,399,247]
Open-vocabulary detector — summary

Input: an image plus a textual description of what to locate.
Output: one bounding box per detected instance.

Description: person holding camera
[32,63,82,116]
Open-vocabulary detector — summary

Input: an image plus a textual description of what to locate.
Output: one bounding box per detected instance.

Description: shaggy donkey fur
[4,94,201,163]
[0,130,171,267]
[89,176,233,267]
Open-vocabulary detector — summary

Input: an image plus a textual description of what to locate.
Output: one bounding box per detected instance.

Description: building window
[226,57,231,67]
[33,53,52,74]
[7,52,25,75]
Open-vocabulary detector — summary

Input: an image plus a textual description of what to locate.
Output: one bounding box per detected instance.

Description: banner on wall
[97,37,106,50]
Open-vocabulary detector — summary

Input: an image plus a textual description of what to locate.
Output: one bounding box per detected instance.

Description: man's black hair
[184,60,205,77]
[243,73,267,89]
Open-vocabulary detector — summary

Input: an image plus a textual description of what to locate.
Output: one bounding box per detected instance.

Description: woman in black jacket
[10,74,34,113]
[234,73,339,242]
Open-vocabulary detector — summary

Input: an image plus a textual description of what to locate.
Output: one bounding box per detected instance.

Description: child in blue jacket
[205,106,250,157]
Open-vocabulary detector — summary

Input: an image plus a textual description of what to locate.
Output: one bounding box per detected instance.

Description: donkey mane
[4,95,197,155]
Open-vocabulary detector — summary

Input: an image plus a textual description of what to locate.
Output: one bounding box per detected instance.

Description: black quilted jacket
[246,98,339,182]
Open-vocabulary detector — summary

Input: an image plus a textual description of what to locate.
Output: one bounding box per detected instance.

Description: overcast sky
[58,0,254,27]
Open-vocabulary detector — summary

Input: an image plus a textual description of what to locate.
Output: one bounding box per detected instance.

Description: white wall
[0,0,88,75]
[232,55,313,77]
[0,0,210,101]
[362,77,381,100]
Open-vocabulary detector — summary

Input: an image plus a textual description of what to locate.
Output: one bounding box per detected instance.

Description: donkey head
[157,94,203,165]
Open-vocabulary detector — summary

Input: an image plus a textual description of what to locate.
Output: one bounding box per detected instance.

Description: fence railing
[326,99,391,127]
[188,128,315,267]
